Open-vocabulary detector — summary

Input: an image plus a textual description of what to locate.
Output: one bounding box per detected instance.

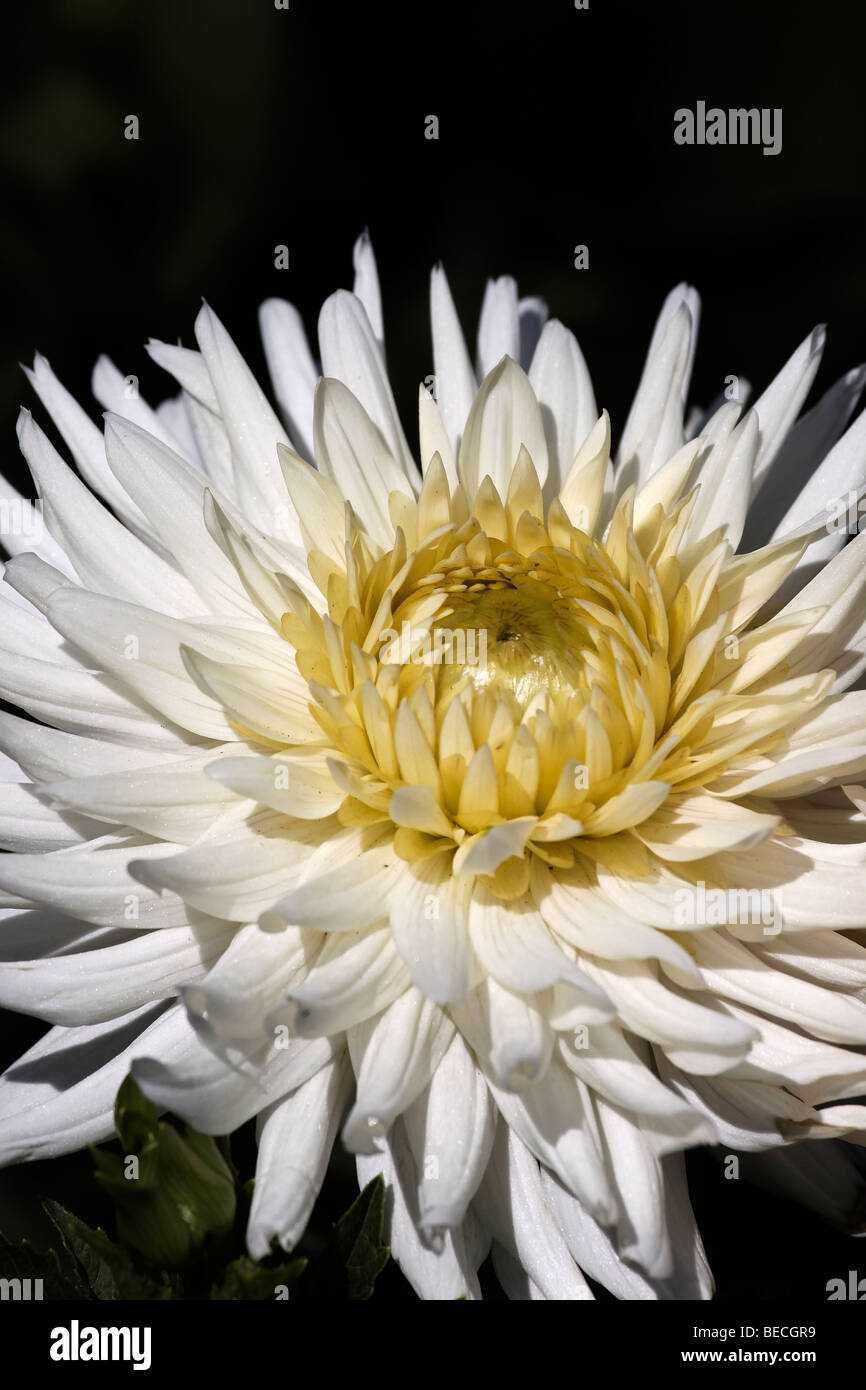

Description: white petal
[24,354,154,541]
[352,230,384,345]
[616,289,698,490]
[0,468,78,577]
[247,1053,352,1258]
[403,1031,496,1231]
[560,1022,707,1124]
[0,920,231,1025]
[194,303,301,543]
[469,887,614,1010]
[318,290,419,485]
[356,1121,482,1299]
[540,1168,660,1299]
[273,927,411,1036]
[0,837,194,929]
[635,793,779,860]
[458,356,548,498]
[0,781,97,852]
[103,414,263,620]
[42,752,249,845]
[155,395,204,467]
[258,299,319,463]
[754,928,866,992]
[185,647,321,746]
[133,811,333,921]
[694,931,866,1043]
[474,1124,594,1299]
[0,1002,177,1164]
[453,817,537,876]
[721,999,866,1103]
[532,860,701,980]
[343,988,454,1152]
[476,276,520,379]
[767,405,866,608]
[781,527,866,689]
[685,409,759,549]
[743,365,866,548]
[594,1097,672,1278]
[453,977,554,1092]
[749,325,826,493]
[205,750,343,820]
[313,377,411,548]
[184,921,315,1045]
[517,295,548,369]
[417,384,457,486]
[262,832,405,933]
[582,957,757,1062]
[0,640,190,749]
[175,390,236,493]
[0,709,176,781]
[145,340,219,412]
[529,319,597,495]
[485,1059,620,1224]
[389,854,479,1004]
[16,410,199,616]
[133,1010,335,1133]
[92,356,189,455]
[715,840,866,932]
[430,264,477,459]
[44,589,238,742]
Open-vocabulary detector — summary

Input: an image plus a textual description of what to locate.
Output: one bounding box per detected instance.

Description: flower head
[1,236,865,1299]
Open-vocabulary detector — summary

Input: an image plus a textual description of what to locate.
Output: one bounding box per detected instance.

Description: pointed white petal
[258,299,319,464]
[17,410,199,616]
[356,1121,482,1299]
[403,1031,496,1231]
[0,1003,177,1164]
[430,264,477,459]
[474,1124,594,1299]
[24,354,154,540]
[476,276,520,379]
[749,326,826,494]
[617,288,698,489]
[458,356,548,498]
[313,377,411,548]
[134,812,333,921]
[0,920,231,1025]
[389,854,479,1004]
[274,927,411,1036]
[352,230,384,345]
[194,303,301,542]
[343,988,454,1152]
[529,319,597,495]
[247,1053,352,1258]
[205,750,343,820]
[318,290,419,485]
[133,1010,336,1134]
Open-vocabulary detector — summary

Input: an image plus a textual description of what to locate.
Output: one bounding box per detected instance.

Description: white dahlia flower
[1,233,866,1301]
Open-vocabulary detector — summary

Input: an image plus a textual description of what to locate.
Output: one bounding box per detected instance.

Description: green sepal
[90,1074,235,1268]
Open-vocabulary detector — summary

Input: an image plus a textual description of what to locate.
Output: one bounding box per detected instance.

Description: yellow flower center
[271,439,830,898]
[434,578,586,707]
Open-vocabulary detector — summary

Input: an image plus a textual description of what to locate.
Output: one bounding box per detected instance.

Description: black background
[1,0,865,1302]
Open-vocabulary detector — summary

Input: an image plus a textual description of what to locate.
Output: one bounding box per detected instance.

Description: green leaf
[333,1175,391,1300]
[210,1254,307,1300]
[0,1231,85,1300]
[42,1200,177,1300]
[91,1074,236,1268]
[114,1072,161,1154]
[288,1175,392,1300]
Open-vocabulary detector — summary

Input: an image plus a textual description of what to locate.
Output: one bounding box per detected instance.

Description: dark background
[1,0,865,1301]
